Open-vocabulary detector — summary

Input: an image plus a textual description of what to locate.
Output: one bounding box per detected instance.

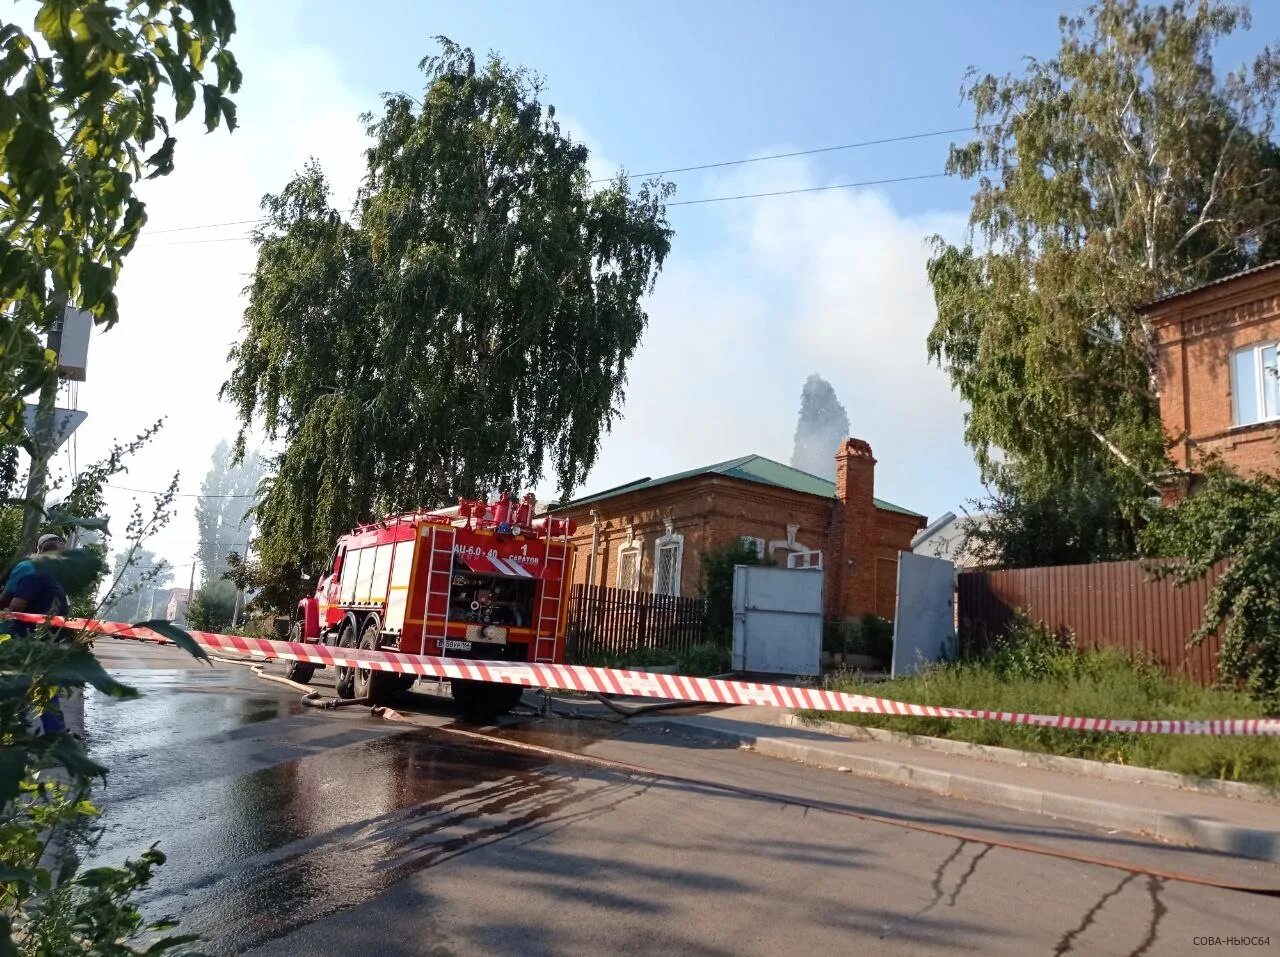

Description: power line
[666,171,951,206]
[133,167,959,249]
[105,483,257,499]
[593,125,976,183]
[133,122,976,240]
[147,217,267,235]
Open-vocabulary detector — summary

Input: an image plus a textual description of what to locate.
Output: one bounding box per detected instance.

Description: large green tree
[224,39,673,602]
[928,0,1280,563]
[0,1,239,437]
[0,5,239,950]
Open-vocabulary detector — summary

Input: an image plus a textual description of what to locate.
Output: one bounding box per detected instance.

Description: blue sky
[62,0,1280,572]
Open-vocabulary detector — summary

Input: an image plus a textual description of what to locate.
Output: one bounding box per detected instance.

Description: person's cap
[37,533,65,551]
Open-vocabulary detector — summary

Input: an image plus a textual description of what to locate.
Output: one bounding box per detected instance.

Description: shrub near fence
[566,584,706,662]
[957,559,1225,685]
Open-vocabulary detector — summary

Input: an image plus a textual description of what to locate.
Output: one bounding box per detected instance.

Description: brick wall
[1149,267,1280,477]
[554,441,925,621]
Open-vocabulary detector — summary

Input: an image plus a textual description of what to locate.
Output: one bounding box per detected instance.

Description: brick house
[1146,261,1280,496]
[549,438,926,621]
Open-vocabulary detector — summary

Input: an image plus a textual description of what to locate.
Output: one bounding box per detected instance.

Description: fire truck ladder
[532,530,567,663]
[423,525,457,645]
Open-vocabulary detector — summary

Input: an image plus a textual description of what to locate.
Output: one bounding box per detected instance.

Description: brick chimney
[834,438,877,619]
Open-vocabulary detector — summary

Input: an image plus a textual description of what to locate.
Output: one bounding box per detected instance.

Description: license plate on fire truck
[465,624,508,644]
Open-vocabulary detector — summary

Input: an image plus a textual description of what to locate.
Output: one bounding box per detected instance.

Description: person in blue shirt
[0,533,65,608]
[1,534,72,734]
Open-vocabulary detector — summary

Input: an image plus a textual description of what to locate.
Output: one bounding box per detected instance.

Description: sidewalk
[639,705,1280,863]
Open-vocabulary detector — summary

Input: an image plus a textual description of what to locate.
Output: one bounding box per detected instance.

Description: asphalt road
[85,639,1280,956]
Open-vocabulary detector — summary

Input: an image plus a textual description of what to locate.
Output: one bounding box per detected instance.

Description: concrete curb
[780,714,1280,804]
[645,716,1280,864]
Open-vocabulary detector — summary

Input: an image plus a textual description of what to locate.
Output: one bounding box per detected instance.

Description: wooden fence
[566,584,706,662]
[957,560,1225,685]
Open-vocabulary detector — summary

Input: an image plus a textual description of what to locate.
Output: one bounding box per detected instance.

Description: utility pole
[185,555,197,626]
[20,310,63,555]
[230,513,254,628]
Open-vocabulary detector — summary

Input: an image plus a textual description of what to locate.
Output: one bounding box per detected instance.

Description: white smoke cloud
[553,157,982,521]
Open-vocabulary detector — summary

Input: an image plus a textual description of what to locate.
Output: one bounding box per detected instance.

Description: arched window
[653,519,684,597]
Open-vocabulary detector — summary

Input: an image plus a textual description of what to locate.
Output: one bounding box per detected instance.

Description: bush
[983,612,1075,680]
[700,540,770,639]
[1139,463,1280,712]
[188,579,237,631]
[856,614,894,664]
[576,640,730,677]
[824,614,895,666]
[677,641,731,677]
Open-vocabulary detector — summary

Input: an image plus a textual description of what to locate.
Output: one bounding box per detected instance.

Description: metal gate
[731,565,823,676]
[891,552,955,677]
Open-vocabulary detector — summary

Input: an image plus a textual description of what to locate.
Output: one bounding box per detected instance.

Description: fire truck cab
[288,493,575,718]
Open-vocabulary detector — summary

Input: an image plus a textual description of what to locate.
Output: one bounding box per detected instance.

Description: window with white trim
[617,546,640,591]
[740,536,765,559]
[654,521,684,597]
[1231,341,1280,426]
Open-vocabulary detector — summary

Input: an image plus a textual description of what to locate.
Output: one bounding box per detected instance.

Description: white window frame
[1230,341,1280,426]
[616,528,641,591]
[740,536,765,560]
[787,549,823,570]
[653,520,684,597]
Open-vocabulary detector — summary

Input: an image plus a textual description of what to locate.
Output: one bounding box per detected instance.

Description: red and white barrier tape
[9,612,1280,735]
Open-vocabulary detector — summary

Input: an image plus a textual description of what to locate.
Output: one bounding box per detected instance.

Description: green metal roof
[560,453,924,517]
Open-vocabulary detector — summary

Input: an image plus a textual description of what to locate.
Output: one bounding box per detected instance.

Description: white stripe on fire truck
[487,555,517,575]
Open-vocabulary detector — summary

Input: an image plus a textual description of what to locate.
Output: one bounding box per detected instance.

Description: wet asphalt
[85,639,1280,957]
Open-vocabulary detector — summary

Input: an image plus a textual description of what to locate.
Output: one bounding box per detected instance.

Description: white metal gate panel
[732,565,823,676]
[891,552,955,677]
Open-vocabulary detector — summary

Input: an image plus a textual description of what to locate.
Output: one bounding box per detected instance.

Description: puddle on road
[136,726,647,954]
[85,668,305,768]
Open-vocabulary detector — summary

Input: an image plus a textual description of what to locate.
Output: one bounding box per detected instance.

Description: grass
[804,620,1280,789]
[575,641,731,678]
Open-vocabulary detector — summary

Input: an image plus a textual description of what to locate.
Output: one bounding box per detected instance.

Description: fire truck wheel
[334,621,358,699]
[284,659,315,684]
[451,680,524,721]
[488,683,525,714]
[450,679,483,718]
[285,622,315,684]
[353,619,391,704]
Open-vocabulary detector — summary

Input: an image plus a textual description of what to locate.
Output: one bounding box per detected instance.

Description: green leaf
[74,865,126,888]
[144,135,176,178]
[0,746,27,806]
[31,548,107,595]
[0,864,40,889]
[201,83,221,131]
[143,934,203,955]
[44,645,138,698]
[44,512,109,533]
[43,733,108,780]
[77,260,112,312]
[220,96,237,132]
[133,619,210,663]
[34,3,68,44]
[0,916,18,957]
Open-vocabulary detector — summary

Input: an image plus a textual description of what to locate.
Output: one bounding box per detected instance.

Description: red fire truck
[287,493,575,717]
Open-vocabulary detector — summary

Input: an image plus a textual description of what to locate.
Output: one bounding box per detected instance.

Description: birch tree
[223,39,674,602]
[928,0,1280,558]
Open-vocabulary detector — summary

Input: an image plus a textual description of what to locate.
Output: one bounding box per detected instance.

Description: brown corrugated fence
[957,560,1225,685]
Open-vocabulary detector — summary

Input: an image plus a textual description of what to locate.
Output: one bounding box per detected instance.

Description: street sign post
[21,404,87,455]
